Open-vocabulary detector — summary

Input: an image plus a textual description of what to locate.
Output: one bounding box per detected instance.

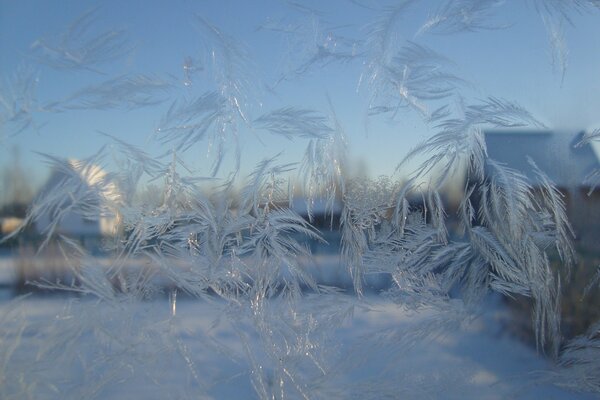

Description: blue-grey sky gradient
[2,0,600,196]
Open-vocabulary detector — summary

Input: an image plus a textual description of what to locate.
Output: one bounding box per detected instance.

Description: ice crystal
[45,74,172,111]
[29,8,130,73]
[0,66,40,137]
[2,1,600,398]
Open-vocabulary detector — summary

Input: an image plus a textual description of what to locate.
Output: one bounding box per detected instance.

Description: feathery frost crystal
[1,1,600,398]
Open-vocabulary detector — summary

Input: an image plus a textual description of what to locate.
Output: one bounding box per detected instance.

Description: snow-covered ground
[0,289,594,399]
[0,252,595,399]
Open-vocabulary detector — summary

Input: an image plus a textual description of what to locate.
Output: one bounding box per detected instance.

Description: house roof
[484,130,600,188]
[34,159,121,236]
[38,159,121,203]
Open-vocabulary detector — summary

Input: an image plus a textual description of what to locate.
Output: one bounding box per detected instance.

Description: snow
[0,291,594,399]
[0,251,594,399]
[0,253,594,398]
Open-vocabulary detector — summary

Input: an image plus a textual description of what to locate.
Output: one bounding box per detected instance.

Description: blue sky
[2,0,600,197]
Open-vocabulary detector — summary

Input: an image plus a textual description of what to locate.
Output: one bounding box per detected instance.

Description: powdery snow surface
[0,293,593,400]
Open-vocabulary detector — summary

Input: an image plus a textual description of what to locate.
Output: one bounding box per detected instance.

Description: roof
[484,130,600,188]
[34,159,121,237]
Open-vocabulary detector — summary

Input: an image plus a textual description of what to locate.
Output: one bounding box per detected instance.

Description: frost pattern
[29,8,130,73]
[417,0,506,35]
[45,74,172,111]
[0,66,40,137]
[2,1,600,399]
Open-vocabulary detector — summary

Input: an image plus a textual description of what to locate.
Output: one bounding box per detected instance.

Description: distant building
[33,159,122,250]
[484,129,600,250]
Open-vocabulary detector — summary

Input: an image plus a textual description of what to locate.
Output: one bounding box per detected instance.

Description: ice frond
[460,97,545,129]
[530,0,600,81]
[532,0,600,24]
[541,14,568,84]
[0,65,40,137]
[546,321,600,393]
[195,16,254,123]
[398,128,481,191]
[227,294,357,400]
[47,74,172,111]
[242,208,323,271]
[399,98,539,190]
[254,108,333,140]
[155,92,227,153]
[428,190,448,242]
[376,41,466,118]
[298,101,347,223]
[387,270,449,310]
[285,1,327,17]
[476,160,562,354]
[362,1,416,107]
[482,160,535,238]
[458,182,477,232]
[398,147,564,355]
[340,177,399,295]
[101,133,164,176]
[191,16,257,175]
[364,1,415,64]
[240,156,297,215]
[427,104,452,123]
[99,133,166,203]
[462,223,560,354]
[260,2,362,89]
[469,226,528,294]
[527,157,575,268]
[340,205,368,296]
[417,0,507,36]
[395,40,453,70]
[29,7,131,72]
[293,32,361,76]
